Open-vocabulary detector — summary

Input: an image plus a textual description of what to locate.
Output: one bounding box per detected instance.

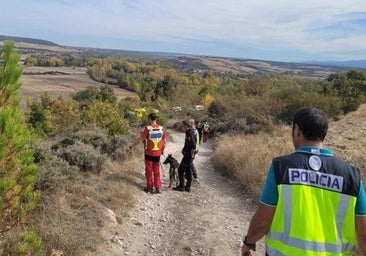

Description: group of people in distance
[129,113,210,194]
[128,108,366,256]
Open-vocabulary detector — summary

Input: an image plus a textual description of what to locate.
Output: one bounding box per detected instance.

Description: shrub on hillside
[27,94,137,138]
[84,100,130,136]
[72,85,117,104]
[27,95,82,134]
[213,116,274,135]
[325,70,366,114]
[273,86,343,123]
[208,100,226,120]
[73,126,140,162]
[207,96,277,135]
[32,140,79,191]
[54,141,107,173]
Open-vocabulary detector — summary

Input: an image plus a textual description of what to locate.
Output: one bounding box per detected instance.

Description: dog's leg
[174,168,179,186]
[169,167,173,188]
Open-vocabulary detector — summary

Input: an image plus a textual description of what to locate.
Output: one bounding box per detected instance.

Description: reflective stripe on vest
[147,125,163,151]
[266,185,356,255]
[194,129,200,150]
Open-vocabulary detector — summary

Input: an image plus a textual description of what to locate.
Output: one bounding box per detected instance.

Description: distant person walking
[241,107,366,256]
[196,120,203,144]
[202,121,210,143]
[129,113,167,194]
[173,120,196,193]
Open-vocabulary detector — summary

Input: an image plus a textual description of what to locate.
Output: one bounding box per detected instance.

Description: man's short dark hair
[182,120,190,127]
[292,107,328,141]
[148,113,157,121]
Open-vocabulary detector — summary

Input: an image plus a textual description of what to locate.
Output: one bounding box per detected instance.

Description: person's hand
[241,244,253,256]
[241,237,256,256]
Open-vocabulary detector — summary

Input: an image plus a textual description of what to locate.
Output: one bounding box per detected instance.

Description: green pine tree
[0,41,41,253]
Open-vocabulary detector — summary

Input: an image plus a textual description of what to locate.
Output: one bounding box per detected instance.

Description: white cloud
[2,0,366,60]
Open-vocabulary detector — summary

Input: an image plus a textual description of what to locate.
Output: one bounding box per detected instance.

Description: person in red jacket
[129,113,167,194]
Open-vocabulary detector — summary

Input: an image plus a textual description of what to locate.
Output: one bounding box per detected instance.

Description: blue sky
[1,0,366,62]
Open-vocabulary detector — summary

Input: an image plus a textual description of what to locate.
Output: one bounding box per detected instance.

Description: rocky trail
[93,128,265,256]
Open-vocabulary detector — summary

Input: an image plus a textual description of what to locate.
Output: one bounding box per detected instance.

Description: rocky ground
[92,128,264,256]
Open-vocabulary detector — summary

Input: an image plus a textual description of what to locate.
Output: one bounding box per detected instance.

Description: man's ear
[293,124,301,138]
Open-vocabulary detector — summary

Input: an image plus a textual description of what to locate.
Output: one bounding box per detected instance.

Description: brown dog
[162,154,180,187]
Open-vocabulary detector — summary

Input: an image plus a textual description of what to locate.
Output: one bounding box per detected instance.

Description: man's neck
[298,141,323,148]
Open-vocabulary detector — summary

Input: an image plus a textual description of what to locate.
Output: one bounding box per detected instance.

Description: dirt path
[94,128,265,256]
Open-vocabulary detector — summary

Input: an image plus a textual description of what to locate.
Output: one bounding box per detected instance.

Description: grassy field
[19,65,136,109]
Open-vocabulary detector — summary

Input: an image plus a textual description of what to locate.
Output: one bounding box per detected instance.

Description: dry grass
[325,104,366,184]
[213,103,366,196]
[212,125,293,196]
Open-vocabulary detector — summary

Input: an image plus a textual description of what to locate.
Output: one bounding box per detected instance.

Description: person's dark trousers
[177,155,193,189]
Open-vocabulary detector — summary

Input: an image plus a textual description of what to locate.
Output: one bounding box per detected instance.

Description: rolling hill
[0,35,60,46]
[1,35,364,78]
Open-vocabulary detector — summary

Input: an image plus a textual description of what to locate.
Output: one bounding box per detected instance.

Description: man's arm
[241,203,276,256]
[356,215,366,255]
[189,130,196,158]
[129,128,147,150]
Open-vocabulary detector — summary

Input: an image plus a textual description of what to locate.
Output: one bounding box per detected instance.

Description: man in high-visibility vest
[129,113,166,194]
[241,107,366,256]
[189,119,200,179]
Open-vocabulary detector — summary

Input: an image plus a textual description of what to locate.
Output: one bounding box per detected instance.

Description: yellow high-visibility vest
[266,153,360,256]
[194,128,200,151]
[147,125,163,151]
[266,184,356,255]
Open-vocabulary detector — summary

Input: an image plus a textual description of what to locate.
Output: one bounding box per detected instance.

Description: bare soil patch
[200,58,258,74]
[19,66,136,109]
